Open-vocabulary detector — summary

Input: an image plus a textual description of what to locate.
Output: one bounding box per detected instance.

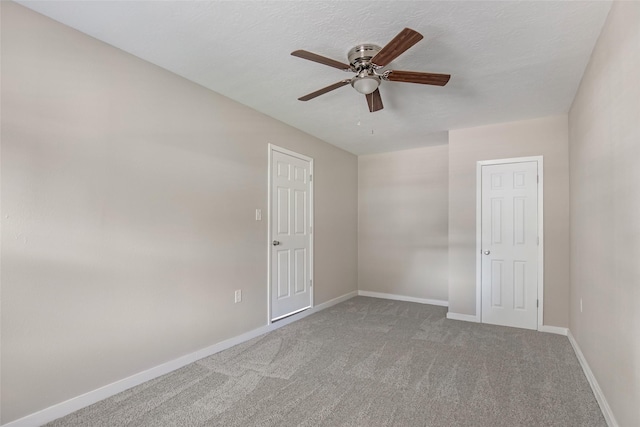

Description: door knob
[483,250,490,255]
[272,240,281,246]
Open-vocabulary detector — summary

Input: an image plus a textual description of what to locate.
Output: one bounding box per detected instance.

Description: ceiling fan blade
[385,70,451,86]
[371,28,423,67]
[298,80,351,101]
[365,88,384,112]
[291,50,351,71]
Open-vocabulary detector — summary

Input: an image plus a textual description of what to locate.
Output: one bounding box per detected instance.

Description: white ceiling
[18,1,611,155]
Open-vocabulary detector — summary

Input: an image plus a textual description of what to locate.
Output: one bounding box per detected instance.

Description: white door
[481,161,538,330]
[270,148,312,321]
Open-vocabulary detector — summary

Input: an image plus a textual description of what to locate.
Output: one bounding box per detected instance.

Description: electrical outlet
[235,289,242,303]
[580,298,583,313]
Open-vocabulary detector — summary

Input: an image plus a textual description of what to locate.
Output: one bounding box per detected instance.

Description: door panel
[514,261,526,309]
[294,248,306,294]
[277,187,289,234]
[277,250,290,298]
[271,149,312,320]
[294,190,306,234]
[481,161,538,330]
[491,198,503,243]
[491,260,503,307]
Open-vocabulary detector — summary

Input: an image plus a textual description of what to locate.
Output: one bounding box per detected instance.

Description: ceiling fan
[291,28,451,113]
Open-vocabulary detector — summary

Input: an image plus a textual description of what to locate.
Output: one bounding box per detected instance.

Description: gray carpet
[47,297,605,426]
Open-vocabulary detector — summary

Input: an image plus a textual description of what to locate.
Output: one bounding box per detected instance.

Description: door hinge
[310,226,313,234]
[537,236,539,245]
[537,175,539,183]
[310,279,313,287]
[537,299,539,308]
[309,174,312,182]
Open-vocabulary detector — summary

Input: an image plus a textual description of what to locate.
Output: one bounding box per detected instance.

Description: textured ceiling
[18,1,611,155]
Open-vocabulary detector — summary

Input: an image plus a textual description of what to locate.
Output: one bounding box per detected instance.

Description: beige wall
[0,3,357,423]
[358,146,448,302]
[5,0,638,424]
[568,2,640,425]
[448,115,570,327]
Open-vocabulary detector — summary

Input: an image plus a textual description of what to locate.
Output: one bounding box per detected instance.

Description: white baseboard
[269,290,357,328]
[357,290,448,307]
[538,325,568,336]
[313,290,358,312]
[445,312,480,323]
[567,330,618,427]
[2,291,357,427]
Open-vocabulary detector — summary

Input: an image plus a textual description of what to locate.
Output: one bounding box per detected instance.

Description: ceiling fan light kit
[351,74,380,95]
[292,28,451,113]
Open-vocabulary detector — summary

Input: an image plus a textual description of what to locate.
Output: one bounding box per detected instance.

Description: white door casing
[477,157,543,330]
[268,145,313,321]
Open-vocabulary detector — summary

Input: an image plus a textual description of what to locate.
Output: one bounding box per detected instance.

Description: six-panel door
[270,150,312,320]
[481,161,538,330]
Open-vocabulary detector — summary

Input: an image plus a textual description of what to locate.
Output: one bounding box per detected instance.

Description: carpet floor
[47,296,606,426]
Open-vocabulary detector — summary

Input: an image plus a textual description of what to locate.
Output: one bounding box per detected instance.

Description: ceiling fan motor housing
[348,44,382,70]
[347,44,382,94]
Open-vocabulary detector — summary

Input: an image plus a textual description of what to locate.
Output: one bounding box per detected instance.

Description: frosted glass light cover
[352,77,380,95]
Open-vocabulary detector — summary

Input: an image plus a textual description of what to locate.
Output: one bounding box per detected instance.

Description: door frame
[475,156,544,329]
[267,143,314,324]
